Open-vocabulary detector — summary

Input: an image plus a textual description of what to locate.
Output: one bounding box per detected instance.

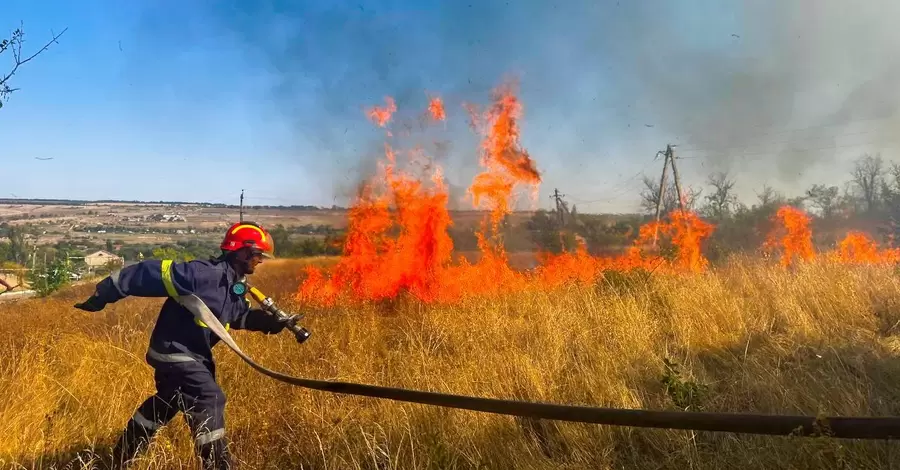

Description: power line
[584,115,899,150]
[679,140,900,162]
[673,119,895,150]
[676,129,890,154]
[567,182,647,205]
[564,154,661,205]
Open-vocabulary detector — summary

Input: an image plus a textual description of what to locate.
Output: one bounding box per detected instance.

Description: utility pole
[239,189,244,222]
[652,144,686,247]
[551,188,566,227]
[653,153,669,244]
[550,188,571,252]
[668,144,685,210]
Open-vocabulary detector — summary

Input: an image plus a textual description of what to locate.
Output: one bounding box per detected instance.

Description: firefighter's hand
[74,295,106,312]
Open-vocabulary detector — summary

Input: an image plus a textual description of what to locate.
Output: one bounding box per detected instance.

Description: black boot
[109,420,156,469]
[197,438,233,470]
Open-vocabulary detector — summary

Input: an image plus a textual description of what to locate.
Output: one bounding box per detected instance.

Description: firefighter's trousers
[111,361,232,469]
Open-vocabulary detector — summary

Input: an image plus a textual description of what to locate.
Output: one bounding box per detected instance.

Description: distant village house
[148,213,187,222]
[84,250,125,269]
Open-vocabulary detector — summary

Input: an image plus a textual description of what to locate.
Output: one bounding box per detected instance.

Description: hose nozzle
[247,286,311,343]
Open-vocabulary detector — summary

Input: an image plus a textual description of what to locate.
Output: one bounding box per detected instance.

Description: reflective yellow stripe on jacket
[160,259,179,298]
[160,259,229,331]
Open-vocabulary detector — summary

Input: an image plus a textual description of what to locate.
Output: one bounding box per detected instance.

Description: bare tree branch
[805,184,840,218]
[849,153,885,213]
[0,22,67,108]
[755,184,783,208]
[640,175,701,216]
[702,171,738,220]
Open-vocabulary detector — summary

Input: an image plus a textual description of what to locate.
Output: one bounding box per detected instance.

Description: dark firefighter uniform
[87,256,287,468]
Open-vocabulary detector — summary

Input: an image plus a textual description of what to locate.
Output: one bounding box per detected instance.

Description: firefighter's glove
[74,294,106,312]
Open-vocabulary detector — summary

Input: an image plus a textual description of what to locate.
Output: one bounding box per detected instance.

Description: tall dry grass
[2,256,900,469]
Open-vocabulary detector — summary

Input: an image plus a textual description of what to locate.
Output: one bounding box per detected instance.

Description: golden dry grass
[3,256,900,469]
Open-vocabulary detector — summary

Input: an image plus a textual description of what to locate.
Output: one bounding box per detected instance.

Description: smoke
[159,0,900,208]
[626,1,900,188]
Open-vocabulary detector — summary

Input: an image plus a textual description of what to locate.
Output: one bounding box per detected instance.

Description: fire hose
[0,283,20,295]
[176,288,900,440]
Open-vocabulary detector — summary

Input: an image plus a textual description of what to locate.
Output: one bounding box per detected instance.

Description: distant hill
[0,198,643,218]
[0,198,340,211]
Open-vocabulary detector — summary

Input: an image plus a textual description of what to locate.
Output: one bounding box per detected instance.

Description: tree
[268,224,294,257]
[28,257,70,297]
[850,153,885,213]
[639,176,701,216]
[4,225,28,265]
[889,163,900,193]
[805,184,840,218]
[150,247,194,262]
[525,210,564,253]
[701,171,739,220]
[754,184,784,209]
[0,23,66,109]
[880,163,900,241]
[878,162,900,205]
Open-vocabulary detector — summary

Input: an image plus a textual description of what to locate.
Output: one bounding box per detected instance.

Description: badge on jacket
[232,281,247,296]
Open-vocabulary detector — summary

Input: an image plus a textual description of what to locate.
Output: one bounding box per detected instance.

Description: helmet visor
[250,245,274,259]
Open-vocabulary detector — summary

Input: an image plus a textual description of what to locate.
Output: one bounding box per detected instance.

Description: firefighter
[74,222,293,469]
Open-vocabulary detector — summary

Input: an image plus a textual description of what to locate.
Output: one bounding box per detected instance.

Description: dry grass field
[0,202,350,248]
[0,201,552,254]
[3,255,900,469]
[4,85,900,470]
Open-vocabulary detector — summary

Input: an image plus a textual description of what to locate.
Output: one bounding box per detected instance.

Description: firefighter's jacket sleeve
[93,259,199,304]
[92,259,287,335]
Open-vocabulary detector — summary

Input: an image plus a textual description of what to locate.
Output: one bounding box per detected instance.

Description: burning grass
[296,83,724,307]
[5,258,900,469]
[296,82,900,309]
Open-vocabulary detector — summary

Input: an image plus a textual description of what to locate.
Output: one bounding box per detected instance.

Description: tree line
[525,153,900,259]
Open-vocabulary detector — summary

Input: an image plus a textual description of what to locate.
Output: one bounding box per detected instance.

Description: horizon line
[0,197,643,216]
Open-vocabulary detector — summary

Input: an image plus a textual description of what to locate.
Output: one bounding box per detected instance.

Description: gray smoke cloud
[151,0,900,210]
[632,1,900,191]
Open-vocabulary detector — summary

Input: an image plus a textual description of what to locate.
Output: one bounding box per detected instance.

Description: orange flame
[298,140,453,305]
[535,240,602,288]
[428,96,445,122]
[832,231,900,264]
[367,97,397,128]
[297,84,900,308]
[298,83,718,306]
[298,83,546,306]
[764,206,815,267]
[467,82,541,242]
[656,210,715,272]
[836,231,879,264]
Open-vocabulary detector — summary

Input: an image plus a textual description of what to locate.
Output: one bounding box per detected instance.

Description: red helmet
[221,222,274,258]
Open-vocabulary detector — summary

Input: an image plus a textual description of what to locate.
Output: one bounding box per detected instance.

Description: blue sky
[3,1,898,213]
